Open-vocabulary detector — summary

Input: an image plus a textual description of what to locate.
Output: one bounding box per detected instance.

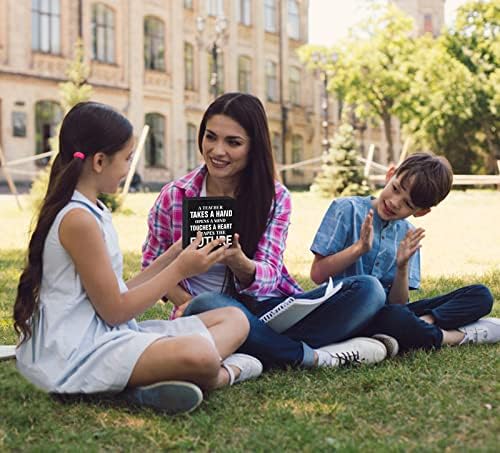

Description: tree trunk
[382,111,394,163]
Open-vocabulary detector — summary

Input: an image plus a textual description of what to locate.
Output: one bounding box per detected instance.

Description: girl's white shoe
[222,353,263,385]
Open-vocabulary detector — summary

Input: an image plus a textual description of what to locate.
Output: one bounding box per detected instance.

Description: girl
[13,102,262,415]
[142,92,390,370]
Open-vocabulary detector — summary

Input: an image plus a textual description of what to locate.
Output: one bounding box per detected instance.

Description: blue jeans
[359,284,494,352]
[183,276,386,369]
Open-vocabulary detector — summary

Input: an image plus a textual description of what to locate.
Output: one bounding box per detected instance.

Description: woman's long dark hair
[13,102,133,342]
[198,93,277,306]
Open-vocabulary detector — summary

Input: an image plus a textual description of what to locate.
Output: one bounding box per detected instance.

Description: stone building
[0,0,320,188]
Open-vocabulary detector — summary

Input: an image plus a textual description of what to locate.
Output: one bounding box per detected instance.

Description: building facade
[0,0,321,188]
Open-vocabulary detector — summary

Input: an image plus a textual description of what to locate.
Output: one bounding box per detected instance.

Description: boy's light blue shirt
[310,195,421,293]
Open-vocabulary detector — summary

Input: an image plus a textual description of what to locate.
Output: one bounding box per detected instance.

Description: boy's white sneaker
[372,334,399,357]
[317,337,387,367]
[458,318,500,345]
[222,353,263,385]
[123,381,203,415]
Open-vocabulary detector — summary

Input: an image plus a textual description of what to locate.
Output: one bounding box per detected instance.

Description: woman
[142,92,390,369]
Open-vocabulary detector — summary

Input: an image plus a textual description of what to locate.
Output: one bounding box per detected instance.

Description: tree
[399,35,483,173]
[310,122,371,198]
[30,39,93,210]
[301,4,417,163]
[443,0,500,173]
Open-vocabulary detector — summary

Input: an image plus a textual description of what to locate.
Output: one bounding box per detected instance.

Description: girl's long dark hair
[13,102,133,342]
[198,93,277,307]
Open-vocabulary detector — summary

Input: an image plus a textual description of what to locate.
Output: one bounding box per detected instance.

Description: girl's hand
[357,210,374,254]
[397,228,425,269]
[159,238,183,263]
[173,232,227,279]
[173,301,190,318]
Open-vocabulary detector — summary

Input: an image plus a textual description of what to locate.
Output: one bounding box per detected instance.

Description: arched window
[238,0,252,26]
[144,17,165,71]
[208,53,224,97]
[288,0,300,40]
[207,0,224,16]
[266,60,278,102]
[184,42,194,90]
[238,56,252,93]
[31,0,60,54]
[145,113,166,167]
[289,66,301,106]
[34,100,63,164]
[272,132,283,164]
[187,123,198,170]
[292,134,303,175]
[91,3,115,63]
[264,0,277,33]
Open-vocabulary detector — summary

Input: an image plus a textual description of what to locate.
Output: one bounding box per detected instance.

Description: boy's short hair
[395,152,453,208]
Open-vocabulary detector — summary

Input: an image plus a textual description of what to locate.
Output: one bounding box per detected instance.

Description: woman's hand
[221,234,246,267]
[222,234,256,288]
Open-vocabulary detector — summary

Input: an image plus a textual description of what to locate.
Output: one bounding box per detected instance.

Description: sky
[308,0,469,46]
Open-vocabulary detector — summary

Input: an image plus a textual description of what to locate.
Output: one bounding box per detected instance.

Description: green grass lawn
[0,191,499,451]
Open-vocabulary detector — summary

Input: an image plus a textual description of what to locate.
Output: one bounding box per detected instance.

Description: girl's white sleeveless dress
[16,191,212,394]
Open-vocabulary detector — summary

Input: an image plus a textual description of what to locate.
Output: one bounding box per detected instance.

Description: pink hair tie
[73,151,85,160]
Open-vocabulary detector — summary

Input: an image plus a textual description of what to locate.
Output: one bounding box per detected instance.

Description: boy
[310,152,498,353]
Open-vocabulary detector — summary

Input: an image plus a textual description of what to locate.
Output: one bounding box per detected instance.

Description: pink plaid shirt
[142,165,302,308]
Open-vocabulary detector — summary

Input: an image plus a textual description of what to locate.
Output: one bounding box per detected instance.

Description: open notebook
[259,278,343,333]
[0,345,16,361]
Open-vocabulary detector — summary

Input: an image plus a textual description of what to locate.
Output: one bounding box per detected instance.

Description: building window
[144,17,165,71]
[31,0,60,54]
[288,0,300,40]
[184,42,195,90]
[184,0,193,9]
[91,3,115,63]
[238,0,251,26]
[34,100,63,164]
[266,60,278,102]
[423,14,433,34]
[292,134,303,175]
[238,56,252,93]
[289,66,301,106]
[187,123,198,170]
[208,53,224,96]
[272,132,283,164]
[207,0,224,16]
[145,113,166,167]
[264,0,277,33]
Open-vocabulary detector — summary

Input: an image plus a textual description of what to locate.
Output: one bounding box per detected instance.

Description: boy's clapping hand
[396,228,425,269]
[358,210,374,254]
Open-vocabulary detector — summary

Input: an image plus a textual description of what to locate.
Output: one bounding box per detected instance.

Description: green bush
[310,122,371,198]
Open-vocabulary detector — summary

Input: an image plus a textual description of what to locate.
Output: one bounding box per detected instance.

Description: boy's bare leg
[420,314,465,345]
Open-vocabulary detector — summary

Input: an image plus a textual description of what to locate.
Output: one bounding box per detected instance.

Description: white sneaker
[222,353,263,385]
[122,381,203,415]
[317,337,387,367]
[458,318,500,345]
[372,334,399,357]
